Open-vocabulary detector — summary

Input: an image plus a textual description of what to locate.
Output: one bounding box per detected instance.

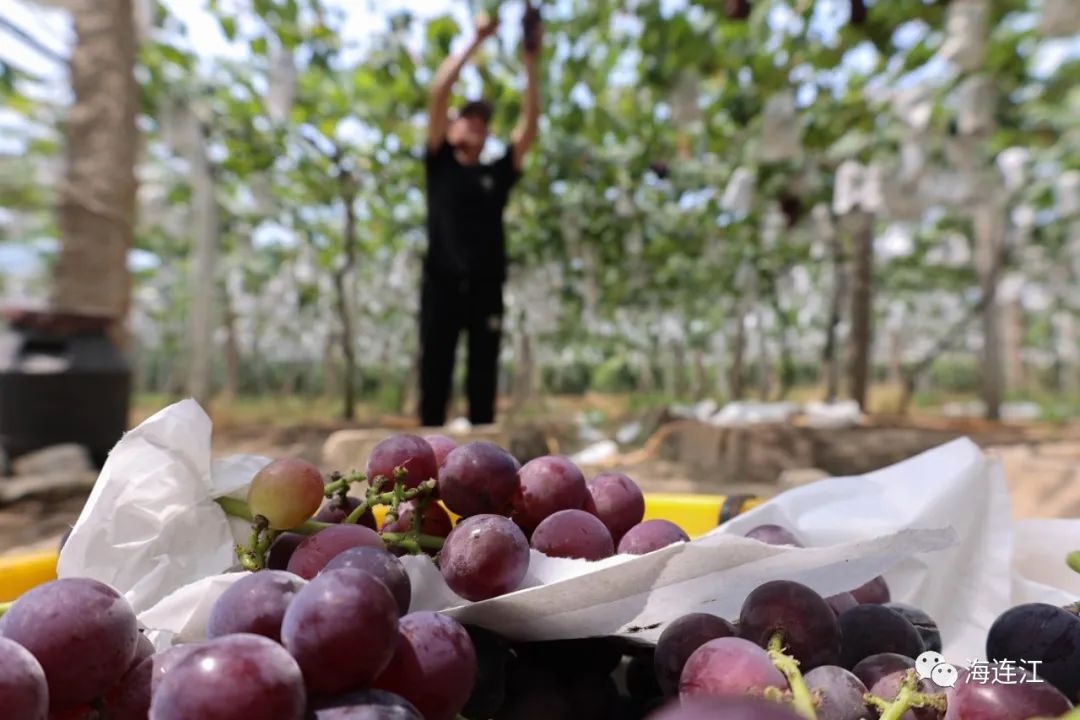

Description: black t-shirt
[424,139,520,285]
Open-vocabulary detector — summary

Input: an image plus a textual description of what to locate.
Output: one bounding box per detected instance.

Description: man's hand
[475,12,500,41]
[522,4,543,58]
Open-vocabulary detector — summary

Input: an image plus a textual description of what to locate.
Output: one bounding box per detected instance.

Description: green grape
[247,458,325,530]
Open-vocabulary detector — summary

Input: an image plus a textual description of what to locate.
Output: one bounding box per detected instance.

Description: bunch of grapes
[234,434,686,605]
[4,433,1079,720]
[639,523,1080,720]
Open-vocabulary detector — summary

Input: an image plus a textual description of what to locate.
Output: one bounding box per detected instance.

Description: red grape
[149,633,306,720]
[126,631,155,673]
[869,670,942,720]
[530,509,614,561]
[207,570,305,642]
[286,525,384,580]
[423,434,458,468]
[0,636,47,720]
[648,696,804,720]
[886,603,942,653]
[267,532,305,571]
[986,602,1080,702]
[744,524,803,547]
[0,577,138,711]
[851,652,916,689]
[150,643,204,692]
[838,605,924,668]
[679,636,787,700]
[315,497,376,529]
[380,499,453,540]
[738,580,841,670]
[281,568,399,696]
[803,665,868,720]
[654,613,737,696]
[583,472,645,543]
[310,689,423,719]
[826,592,859,617]
[943,665,1072,720]
[850,575,890,604]
[617,519,689,555]
[374,612,477,720]
[439,514,530,601]
[324,546,411,615]
[248,458,325,530]
[367,434,438,490]
[437,442,520,517]
[511,456,587,532]
[104,654,153,720]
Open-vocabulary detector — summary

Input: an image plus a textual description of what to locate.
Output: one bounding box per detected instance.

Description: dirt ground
[2,418,1077,557]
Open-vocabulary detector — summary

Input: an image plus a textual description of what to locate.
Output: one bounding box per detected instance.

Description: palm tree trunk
[50,0,138,343]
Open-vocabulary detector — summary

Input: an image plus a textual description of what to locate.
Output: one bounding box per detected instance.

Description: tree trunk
[887,325,903,386]
[729,309,746,400]
[847,212,874,411]
[186,132,219,407]
[1004,297,1025,393]
[512,312,534,410]
[1056,310,1078,396]
[755,305,770,400]
[692,349,707,400]
[673,340,688,399]
[335,181,359,421]
[975,205,1005,420]
[51,0,138,343]
[822,233,847,402]
[769,290,795,400]
[322,331,339,399]
[222,288,241,399]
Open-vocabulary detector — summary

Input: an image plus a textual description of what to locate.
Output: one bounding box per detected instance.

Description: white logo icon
[931,662,959,688]
[916,651,958,688]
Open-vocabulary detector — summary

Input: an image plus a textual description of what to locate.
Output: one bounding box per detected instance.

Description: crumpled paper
[58,401,1077,664]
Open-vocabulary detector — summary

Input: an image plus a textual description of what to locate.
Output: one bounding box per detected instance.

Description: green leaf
[219,16,237,41]
[250,36,268,57]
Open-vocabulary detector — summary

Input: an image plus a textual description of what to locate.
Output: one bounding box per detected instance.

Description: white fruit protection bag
[57,400,1080,664]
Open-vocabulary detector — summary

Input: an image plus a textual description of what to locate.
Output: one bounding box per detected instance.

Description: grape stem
[323,470,365,499]
[870,670,948,720]
[381,531,446,553]
[344,478,437,526]
[215,496,332,536]
[0,600,13,618]
[383,466,410,524]
[236,515,279,572]
[767,632,818,720]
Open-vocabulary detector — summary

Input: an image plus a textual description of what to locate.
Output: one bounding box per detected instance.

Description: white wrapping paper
[57,401,1078,665]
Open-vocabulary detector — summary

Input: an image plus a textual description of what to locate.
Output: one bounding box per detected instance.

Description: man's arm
[427,14,499,153]
[510,34,541,172]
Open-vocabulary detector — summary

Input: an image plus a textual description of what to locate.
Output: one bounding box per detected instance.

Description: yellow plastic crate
[0,493,763,602]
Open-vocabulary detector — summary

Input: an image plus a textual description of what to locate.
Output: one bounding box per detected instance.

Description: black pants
[419,274,503,427]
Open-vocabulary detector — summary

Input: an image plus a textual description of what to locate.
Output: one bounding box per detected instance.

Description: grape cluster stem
[864,669,947,720]
[217,467,445,569]
[766,632,818,720]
